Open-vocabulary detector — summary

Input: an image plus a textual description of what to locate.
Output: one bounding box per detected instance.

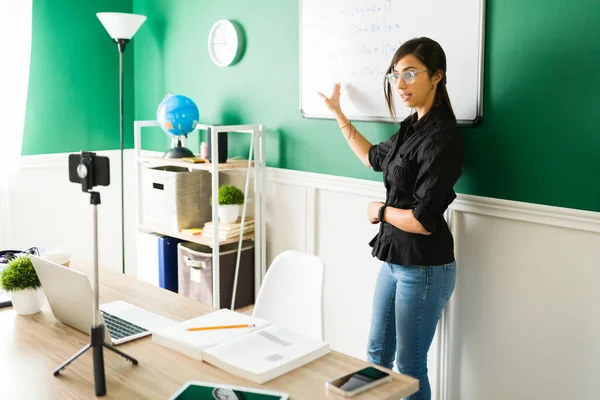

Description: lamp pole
[117,38,128,274]
[96,12,146,275]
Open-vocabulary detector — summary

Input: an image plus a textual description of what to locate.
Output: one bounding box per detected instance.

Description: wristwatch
[378,204,388,222]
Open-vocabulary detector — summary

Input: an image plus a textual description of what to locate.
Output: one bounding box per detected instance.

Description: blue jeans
[367,262,457,400]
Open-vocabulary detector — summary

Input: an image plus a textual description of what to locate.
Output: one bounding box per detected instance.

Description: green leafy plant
[0,256,41,292]
[210,185,244,206]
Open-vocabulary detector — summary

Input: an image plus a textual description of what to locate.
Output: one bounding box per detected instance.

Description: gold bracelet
[340,121,351,130]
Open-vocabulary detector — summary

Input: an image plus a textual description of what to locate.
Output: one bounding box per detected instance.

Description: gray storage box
[142,166,211,231]
[178,241,255,309]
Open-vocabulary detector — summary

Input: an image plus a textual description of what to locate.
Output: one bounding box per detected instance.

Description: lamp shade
[97,12,146,40]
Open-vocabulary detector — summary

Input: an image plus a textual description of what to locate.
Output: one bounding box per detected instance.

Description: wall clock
[208,19,245,67]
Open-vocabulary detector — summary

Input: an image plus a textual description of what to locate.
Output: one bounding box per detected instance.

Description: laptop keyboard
[101,310,148,340]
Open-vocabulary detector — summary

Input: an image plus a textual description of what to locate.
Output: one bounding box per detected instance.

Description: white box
[137,231,160,286]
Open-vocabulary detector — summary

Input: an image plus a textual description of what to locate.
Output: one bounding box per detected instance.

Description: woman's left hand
[367,201,385,224]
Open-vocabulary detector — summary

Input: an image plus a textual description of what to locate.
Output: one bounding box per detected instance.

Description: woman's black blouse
[367,105,463,266]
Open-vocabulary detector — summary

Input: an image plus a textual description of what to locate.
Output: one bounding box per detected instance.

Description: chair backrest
[252,250,325,341]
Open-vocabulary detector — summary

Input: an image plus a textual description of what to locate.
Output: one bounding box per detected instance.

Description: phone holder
[55,151,138,397]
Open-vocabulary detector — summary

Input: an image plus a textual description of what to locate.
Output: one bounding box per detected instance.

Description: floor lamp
[97,12,146,274]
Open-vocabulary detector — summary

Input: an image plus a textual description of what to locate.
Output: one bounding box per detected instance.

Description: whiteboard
[299,0,486,125]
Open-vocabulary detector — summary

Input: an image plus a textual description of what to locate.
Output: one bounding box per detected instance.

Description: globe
[156,94,200,137]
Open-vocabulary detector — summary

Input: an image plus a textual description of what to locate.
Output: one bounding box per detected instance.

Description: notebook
[152,309,330,384]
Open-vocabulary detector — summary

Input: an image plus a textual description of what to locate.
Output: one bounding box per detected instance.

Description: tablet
[169,381,290,400]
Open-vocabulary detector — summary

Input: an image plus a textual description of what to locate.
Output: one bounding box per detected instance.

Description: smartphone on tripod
[68,152,110,191]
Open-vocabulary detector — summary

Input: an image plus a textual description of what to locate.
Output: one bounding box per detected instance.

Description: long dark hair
[384,37,455,123]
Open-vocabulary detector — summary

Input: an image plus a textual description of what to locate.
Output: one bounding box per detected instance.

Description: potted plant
[211,184,244,224]
[0,255,44,315]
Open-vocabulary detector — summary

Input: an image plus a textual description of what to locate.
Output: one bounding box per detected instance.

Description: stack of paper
[152,308,330,383]
[201,218,255,240]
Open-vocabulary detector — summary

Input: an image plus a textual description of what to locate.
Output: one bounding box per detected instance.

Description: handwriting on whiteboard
[307,0,404,84]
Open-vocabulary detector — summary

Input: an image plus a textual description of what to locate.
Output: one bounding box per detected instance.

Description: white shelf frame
[133,121,266,309]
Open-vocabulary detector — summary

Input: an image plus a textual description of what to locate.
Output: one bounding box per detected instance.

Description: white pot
[218,204,240,224]
[10,288,45,315]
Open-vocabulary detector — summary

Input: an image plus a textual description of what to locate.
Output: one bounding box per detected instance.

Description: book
[152,309,269,361]
[201,226,254,239]
[202,225,255,235]
[203,218,255,231]
[202,324,330,384]
[153,309,330,384]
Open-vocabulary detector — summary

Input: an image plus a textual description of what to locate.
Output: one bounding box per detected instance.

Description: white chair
[252,250,325,341]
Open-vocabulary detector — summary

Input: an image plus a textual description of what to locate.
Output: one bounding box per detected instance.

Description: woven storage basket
[142,166,211,231]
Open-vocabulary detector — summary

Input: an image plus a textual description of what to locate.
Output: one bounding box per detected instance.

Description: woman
[318,37,463,400]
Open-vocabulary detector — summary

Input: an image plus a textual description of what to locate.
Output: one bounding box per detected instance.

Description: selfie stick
[54,152,138,397]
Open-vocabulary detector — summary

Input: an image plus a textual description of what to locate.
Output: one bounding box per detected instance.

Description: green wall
[24,0,600,213]
[22,0,134,155]
[132,0,600,212]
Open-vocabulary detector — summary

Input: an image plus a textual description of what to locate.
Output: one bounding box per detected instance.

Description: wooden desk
[0,264,418,399]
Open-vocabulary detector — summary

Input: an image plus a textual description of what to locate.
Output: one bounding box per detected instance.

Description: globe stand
[163,136,195,159]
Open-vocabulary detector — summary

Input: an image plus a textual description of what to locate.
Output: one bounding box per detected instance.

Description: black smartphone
[68,152,110,191]
[325,366,392,397]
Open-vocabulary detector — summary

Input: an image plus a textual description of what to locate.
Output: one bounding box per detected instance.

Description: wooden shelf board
[138,156,253,171]
[139,225,255,247]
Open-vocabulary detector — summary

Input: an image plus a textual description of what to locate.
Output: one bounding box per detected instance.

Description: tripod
[53,191,138,396]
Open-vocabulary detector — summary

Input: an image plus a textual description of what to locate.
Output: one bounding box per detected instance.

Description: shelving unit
[133,121,266,309]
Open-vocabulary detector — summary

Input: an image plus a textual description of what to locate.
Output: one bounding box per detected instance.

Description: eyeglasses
[385,69,428,85]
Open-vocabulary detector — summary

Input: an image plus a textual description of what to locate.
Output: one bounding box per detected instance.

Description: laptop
[30,255,177,345]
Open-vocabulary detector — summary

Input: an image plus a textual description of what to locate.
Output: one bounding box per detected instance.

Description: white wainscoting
[445,198,600,400]
[265,169,600,400]
[6,153,600,400]
[4,150,138,275]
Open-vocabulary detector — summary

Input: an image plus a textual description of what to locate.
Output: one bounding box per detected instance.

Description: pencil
[186,323,256,332]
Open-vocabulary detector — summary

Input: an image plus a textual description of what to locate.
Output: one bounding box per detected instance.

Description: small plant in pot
[211,184,244,224]
[0,255,45,315]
